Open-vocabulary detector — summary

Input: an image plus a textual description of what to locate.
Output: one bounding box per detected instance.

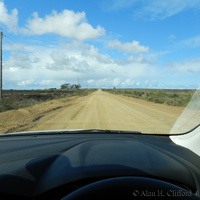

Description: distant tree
[60,83,70,89]
[71,84,81,89]
[60,83,81,89]
[76,84,81,89]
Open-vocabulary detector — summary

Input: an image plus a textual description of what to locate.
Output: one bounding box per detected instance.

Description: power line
[4,31,33,53]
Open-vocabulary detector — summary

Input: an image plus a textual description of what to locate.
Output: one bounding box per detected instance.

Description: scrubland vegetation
[0,88,196,113]
[103,89,195,107]
[0,89,96,112]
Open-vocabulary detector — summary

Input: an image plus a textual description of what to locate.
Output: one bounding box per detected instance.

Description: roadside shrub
[0,89,97,112]
[103,89,194,107]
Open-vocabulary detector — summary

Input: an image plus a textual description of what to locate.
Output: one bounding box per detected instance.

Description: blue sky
[0,0,200,89]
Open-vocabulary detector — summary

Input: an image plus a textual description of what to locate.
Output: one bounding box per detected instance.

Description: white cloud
[0,3,105,40]
[82,46,112,64]
[179,35,200,48]
[134,0,194,20]
[18,79,34,86]
[166,58,200,73]
[46,50,91,72]
[21,10,105,40]
[4,43,27,51]
[86,78,148,88]
[87,78,119,88]
[104,0,138,11]
[4,52,35,69]
[105,0,200,20]
[108,40,149,54]
[39,80,63,86]
[3,40,158,89]
[114,55,149,65]
[0,2,18,32]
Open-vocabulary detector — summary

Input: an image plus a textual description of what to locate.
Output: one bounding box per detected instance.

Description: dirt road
[26,90,183,134]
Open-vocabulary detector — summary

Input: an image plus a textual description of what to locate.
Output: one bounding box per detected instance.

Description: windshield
[0,0,200,134]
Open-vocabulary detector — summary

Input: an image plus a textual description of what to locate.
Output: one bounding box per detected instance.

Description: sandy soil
[0,90,184,134]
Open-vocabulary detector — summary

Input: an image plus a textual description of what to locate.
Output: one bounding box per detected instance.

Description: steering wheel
[61,177,200,200]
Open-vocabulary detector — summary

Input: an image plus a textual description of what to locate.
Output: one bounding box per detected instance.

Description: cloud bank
[21,10,105,40]
[0,2,18,32]
[108,40,149,54]
[0,2,105,40]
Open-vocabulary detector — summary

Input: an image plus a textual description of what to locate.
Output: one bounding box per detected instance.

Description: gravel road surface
[27,90,183,134]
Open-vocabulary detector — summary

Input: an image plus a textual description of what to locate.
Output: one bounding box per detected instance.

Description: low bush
[0,89,96,112]
[103,89,195,107]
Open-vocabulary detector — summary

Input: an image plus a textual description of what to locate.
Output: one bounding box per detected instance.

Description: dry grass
[0,89,97,112]
[103,89,195,107]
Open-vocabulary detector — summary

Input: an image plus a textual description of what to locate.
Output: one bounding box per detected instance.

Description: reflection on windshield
[170,89,200,134]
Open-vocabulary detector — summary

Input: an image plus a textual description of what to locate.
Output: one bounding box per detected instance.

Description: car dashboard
[0,130,200,199]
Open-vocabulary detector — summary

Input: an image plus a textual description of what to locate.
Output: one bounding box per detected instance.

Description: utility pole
[0,31,3,100]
